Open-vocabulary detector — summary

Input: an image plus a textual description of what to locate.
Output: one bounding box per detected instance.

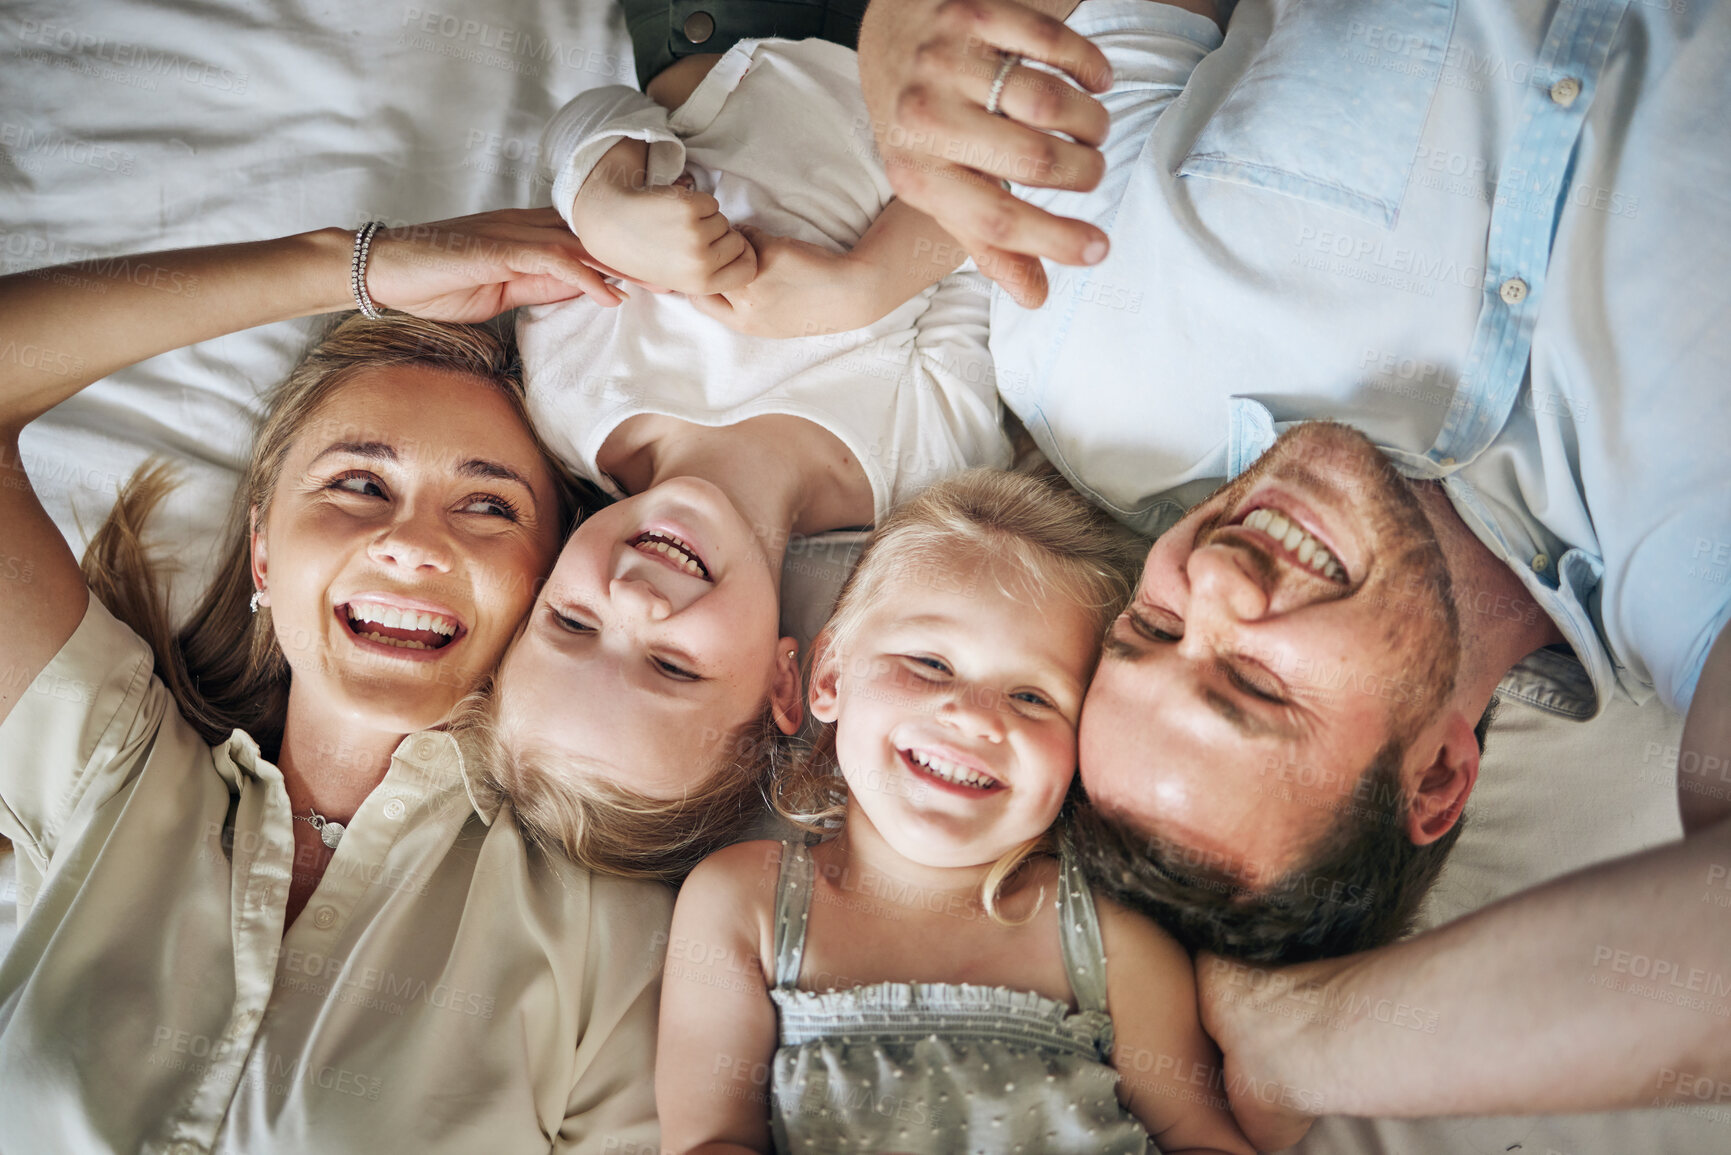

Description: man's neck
[1414,480,1566,690]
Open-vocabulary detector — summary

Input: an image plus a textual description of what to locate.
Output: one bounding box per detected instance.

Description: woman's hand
[857,0,1115,306]
[364,206,630,320]
[687,228,891,339]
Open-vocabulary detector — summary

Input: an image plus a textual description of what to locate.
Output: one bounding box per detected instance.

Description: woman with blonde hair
[0,209,671,1153]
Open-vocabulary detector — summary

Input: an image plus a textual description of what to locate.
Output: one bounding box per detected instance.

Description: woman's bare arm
[0,209,614,725]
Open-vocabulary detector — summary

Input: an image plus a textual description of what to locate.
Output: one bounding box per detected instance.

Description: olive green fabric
[623,0,869,88]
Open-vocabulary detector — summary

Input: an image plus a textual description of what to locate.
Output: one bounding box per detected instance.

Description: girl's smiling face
[494,476,803,797]
[811,561,1101,868]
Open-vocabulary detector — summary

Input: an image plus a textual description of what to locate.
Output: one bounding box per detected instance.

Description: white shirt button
[312,905,337,929]
[1499,277,1529,305]
[383,797,406,821]
[1532,553,1550,572]
[1549,77,1581,107]
[413,735,438,761]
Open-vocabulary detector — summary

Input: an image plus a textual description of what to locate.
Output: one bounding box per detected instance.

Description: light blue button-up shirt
[992,0,1731,717]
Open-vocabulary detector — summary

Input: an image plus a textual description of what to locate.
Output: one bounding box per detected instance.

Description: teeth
[346,600,458,636]
[908,749,995,789]
[358,632,430,650]
[636,532,707,577]
[1240,508,1345,582]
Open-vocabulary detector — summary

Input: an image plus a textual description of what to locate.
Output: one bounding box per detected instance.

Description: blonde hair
[80,312,589,759]
[453,683,786,882]
[773,468,1143,923]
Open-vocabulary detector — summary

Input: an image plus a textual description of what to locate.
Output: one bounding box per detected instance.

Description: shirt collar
[220,728,502,826]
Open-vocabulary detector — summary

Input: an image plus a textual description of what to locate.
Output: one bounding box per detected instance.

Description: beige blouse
[0,595,672,1154]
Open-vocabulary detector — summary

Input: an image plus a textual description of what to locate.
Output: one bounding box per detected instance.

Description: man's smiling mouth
[1235,506,1347,583]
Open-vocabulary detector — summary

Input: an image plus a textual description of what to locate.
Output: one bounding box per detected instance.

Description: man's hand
[858,0,1115,305]
[1196,951,1326,1151]
[570,139,758,296]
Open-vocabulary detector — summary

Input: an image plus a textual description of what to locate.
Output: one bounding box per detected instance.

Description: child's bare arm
[1098,897,1260,1155]
[655,841,786,1155]
[689,199,967,339]
[568,137,758,296]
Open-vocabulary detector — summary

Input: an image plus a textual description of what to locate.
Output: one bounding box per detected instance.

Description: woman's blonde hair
[80,312,588,759]
[451,685,786,883]
[773,468,1144,923]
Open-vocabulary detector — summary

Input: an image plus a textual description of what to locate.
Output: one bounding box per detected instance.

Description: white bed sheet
[0,1,1717,1150]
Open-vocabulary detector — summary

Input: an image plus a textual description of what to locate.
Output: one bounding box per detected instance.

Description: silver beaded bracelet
[350,220,386,319]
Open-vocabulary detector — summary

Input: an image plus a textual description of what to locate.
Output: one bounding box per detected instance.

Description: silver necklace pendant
[298,808,345,850]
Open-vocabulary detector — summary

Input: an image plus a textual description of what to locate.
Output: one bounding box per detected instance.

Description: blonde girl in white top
[478,36,1016,884]
[0,209,673,1153]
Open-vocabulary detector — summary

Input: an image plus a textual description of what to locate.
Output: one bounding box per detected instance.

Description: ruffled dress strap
[1057,837,1110,1018]
[771,839,816,991]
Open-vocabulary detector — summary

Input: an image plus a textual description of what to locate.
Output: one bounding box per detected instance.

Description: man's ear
[1405,710,1481,845]
[807,631,841,725]
[248,505,270,608]
[770,636,804,736]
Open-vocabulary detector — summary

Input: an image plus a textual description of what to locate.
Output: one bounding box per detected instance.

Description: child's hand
[689,227,894,339]
[570,140,758,296]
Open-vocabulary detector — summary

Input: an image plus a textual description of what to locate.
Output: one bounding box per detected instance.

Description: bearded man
[857,0,1731,1145]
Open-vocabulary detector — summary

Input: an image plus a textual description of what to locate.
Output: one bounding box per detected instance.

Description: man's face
[1079,423,1461,886]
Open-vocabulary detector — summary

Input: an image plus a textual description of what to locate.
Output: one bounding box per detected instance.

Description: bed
[0,0,1716,1150]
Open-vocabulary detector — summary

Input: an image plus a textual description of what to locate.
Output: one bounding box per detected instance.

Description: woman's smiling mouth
[337,599,465,655]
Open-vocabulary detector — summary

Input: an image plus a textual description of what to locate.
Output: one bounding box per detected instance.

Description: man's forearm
[1209,814,1731,1118]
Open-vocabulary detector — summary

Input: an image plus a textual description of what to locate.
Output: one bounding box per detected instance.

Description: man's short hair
[1069,700,1497,964]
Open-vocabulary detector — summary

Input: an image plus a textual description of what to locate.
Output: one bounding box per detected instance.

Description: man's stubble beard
[1198,422,1465,738]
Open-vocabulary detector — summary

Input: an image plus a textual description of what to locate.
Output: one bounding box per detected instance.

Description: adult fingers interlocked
[859,0,1115,306]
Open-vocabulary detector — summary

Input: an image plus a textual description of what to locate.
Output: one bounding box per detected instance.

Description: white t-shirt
[520,38,1011,522]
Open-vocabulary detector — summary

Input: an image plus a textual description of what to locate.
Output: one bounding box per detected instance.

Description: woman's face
[494,476,803,799]
[252,364,563,736]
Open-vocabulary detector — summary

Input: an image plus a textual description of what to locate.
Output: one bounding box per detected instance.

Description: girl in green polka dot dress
[653,470,1256,1154]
